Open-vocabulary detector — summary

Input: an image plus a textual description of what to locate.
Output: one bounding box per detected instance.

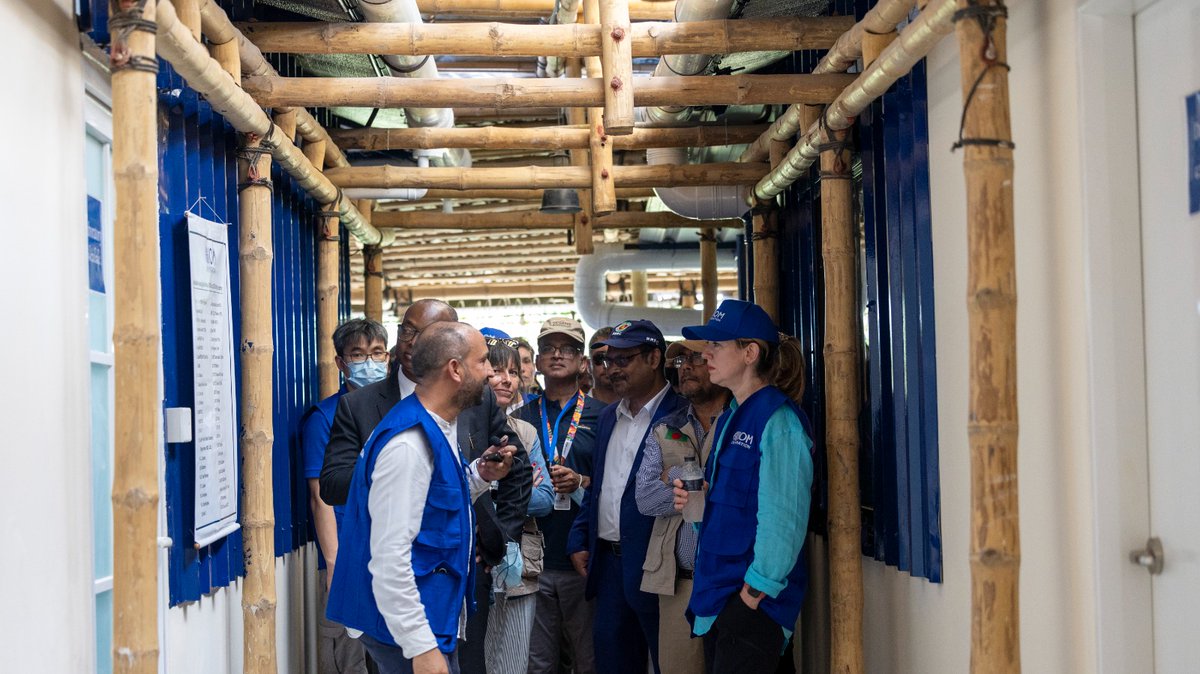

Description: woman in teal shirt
[673,299,813,674]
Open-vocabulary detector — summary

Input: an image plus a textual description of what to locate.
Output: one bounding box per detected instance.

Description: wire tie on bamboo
[749,230,777,241]
[950,1,1016,153]
[698,231,719,243]
[108,0,156,70]
[317,210,342,241]
[385,55,432,75]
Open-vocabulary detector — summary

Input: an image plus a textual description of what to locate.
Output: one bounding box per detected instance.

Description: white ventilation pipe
[638,0,738,125]
[358,0,469,167]
[575,243,736,334]
[646,147,749,219]
[541,0,584,78]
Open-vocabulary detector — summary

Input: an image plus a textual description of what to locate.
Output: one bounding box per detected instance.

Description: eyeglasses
[594,348,653,369]
[539,344,582,358]
[342,351,390,364]
[486,336,521,350]
[668,352,706,369]
[398,324,420,343]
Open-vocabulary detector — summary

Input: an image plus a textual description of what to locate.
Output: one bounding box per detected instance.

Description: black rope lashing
[951,1,1016,153]
[108,0,156,71]
[750,230,778,241]
[818,171,852,181]
[385,55,431,75]
[111,55,159,74]
[698,231,719,243]
[237,178,274,193]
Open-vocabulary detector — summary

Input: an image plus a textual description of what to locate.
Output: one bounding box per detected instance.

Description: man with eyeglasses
[519,318,605,674]
[587,327,618,406]
[302,318,389,674]
[566,320,688,674]
[634,341,732,674]
[320,299,531,674]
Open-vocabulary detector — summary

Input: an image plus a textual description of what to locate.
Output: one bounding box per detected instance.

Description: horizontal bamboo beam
[329,124,769,152]
[415,187,654,200]
[373,208,742,230]
[385,240,574,256]
[452,107,561,122]
[328,162,769,190]
[242,73,856,109]
[239,16,851,58]
[414,0,675,20]
[391,257,580,271]
[369,279,736,302]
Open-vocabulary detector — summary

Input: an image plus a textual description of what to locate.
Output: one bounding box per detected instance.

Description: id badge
[554,492,572,511]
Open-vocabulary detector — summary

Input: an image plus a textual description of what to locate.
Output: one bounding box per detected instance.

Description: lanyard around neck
[540,391,585,463]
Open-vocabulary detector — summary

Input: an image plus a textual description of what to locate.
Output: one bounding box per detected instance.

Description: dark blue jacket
[326,394,476,653]
[567,387,689,613]
[689,386,811,631]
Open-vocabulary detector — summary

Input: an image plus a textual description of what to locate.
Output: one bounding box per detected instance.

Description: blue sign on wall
[1189,91,1200,215]
[87,195,104,293]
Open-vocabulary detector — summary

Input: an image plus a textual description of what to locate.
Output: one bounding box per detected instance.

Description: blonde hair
[735,332,807,404]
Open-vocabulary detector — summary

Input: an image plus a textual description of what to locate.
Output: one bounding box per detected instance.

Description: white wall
[0,0,93,671]
[862,1,1101,671]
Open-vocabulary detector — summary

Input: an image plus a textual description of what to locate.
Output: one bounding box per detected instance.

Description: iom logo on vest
[731,430,754,449]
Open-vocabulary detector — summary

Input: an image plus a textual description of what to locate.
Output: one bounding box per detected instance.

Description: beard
[453,371,487,410]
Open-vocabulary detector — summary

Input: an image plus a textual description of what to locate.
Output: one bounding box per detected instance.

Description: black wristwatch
[745,586,764,599]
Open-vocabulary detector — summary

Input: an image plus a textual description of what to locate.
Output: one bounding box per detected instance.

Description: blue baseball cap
[682,300,779,344]
[596,319,665,350]
[480,327,511,339]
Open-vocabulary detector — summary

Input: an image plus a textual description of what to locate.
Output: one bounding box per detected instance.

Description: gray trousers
[485,592,536,674]
[317,569,369,674]
[526,569,595,674]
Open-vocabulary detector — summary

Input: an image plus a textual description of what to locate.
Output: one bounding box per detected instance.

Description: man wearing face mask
[301,318,390,674]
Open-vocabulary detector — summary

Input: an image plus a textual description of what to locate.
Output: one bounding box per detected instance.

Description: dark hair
[487,340,520,372]
[589,326,614,351]
[736,333,806,403]
[513,337,533,355]
[410,321,474,381]
[332,318,388,357]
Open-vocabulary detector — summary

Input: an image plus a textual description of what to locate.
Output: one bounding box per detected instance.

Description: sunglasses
[593,348,654,369]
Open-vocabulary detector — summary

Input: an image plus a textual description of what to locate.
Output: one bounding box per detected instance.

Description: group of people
[300,297,815,674]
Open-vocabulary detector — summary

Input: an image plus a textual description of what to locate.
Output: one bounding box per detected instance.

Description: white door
[1135,0,1200,671]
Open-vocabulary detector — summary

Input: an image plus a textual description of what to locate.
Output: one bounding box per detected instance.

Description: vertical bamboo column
[956,2,1019,672]
[303,139,342,400]
[275,109,298,146]
[700,228,718,322]
[175,0,201,40]
[361,200,383,323]
[820,128,864,674]
[238,129,278,674]
[599,0,634,135]
[584,0,616,215]
[631,271,649,307]
[110,1,159,672]
[566,59,595,254]
[751,211,779,322]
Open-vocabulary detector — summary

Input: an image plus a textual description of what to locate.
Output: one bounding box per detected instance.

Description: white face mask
[345,359,387,388]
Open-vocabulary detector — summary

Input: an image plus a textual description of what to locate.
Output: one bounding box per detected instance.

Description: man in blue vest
[566,320,688,674]
[302,318,390,674]
[327,322,517,674]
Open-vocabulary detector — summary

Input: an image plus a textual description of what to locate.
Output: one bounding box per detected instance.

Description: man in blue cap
[566,320,688,674]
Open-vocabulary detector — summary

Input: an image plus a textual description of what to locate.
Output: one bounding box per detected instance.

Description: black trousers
[702,594,785,674]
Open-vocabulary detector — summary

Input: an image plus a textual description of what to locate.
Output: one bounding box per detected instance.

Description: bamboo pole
[237,16,851,58]
[740,0,914,163]
[820,129,863,674]
[956,2,1018,671]
[419,187,654,200]
[175,0,200,40]
[751,211,779,322]
[240,73,857,110]
[862,30,897,68]
[210,39,240,80]
[383,272,740,289]
[599,0,635,135]
[749,0,956,203]
[699,228,717,321]
[310,163,341,401]
[110,1,160,671]
[274,109,297,144]
[414,0,674,20]
[584,0,617,215]
[360,201,384,323]
[327,162,770,190]
[327,123,771,152]
[384,278,739,301]
[566,59,596,254]
[631,271,649,306]
[372,208,743,230]
[391,257,580,272]
[238,129,278,674]
[156,0,377,243]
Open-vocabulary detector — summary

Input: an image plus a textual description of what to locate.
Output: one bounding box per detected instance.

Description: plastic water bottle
[679,456,706,523]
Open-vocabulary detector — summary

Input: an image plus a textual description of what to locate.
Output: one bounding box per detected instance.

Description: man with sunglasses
[320,299,531,673]
[566,320,688,673]
[634,341,732,674]
[586,327,618,405]
[519,318,605,674]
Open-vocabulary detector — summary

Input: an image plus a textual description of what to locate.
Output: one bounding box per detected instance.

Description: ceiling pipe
[540,0,584,78]
[575,243,735,335]
[636,0,739,126]
[357,0,470,167]
[646,146,748,219]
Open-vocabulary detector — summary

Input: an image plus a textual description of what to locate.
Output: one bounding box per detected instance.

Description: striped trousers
[484,592,537,674]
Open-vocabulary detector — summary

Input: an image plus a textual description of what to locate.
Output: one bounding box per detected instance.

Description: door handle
[1129,537,1164,575]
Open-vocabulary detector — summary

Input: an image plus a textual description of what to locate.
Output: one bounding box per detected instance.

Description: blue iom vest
[325,394,476,653]
[689,385,813,631]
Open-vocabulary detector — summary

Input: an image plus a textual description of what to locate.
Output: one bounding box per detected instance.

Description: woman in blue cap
[672,299,813,674]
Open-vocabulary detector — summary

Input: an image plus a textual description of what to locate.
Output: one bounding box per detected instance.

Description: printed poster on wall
[187,212,241,547]
[1188,90,1200,215]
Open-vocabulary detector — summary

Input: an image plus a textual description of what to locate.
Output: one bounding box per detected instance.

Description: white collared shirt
[360,408,491,658]
[597,383,672,541]
[397,367,417,399]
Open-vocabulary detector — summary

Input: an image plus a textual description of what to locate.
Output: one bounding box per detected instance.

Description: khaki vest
[640,416,716,595]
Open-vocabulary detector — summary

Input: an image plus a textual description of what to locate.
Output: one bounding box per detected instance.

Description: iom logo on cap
[614,321,632,334]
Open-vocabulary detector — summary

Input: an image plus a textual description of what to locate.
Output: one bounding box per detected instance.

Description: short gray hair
[332,318,388,357]
[410,321,476,380]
